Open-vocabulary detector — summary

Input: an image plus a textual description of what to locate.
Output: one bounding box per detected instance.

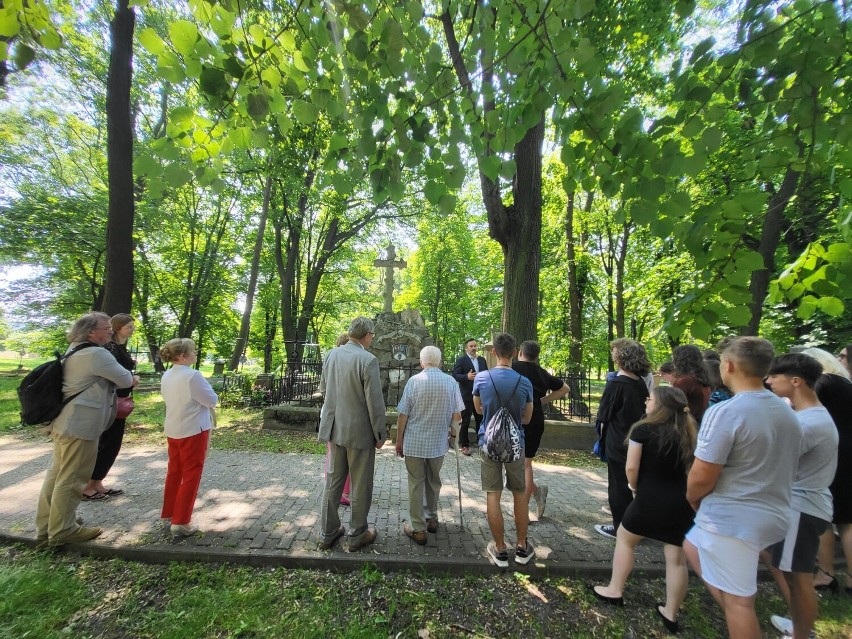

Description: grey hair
[67,312,110,343]
[802,347,850,379]
[420,345,442,368]
[347,316,375,339]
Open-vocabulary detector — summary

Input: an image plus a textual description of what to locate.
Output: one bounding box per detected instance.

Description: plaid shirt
[397,367,465,458]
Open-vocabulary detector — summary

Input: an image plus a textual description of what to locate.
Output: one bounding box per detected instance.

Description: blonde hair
[160,338,196,363]
[335,333,350,347]
[802,347,850,379]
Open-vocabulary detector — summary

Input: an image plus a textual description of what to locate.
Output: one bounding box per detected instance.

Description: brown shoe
[348,528,377,552]
[426,518,438,534]
[403,523,427,545]
[48,526,103,547]
[319,525,345,550]
[461,446,471,456]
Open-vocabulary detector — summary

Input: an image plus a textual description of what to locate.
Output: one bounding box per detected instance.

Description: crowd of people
[33,312,852,638]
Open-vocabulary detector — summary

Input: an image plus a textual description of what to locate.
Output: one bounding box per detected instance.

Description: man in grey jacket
[36,312,136,546]
[317,316,387,551]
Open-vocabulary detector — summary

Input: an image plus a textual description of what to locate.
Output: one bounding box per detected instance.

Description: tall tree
[101,0,135,315]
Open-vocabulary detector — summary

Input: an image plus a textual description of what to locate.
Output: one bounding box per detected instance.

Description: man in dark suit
[317,316,387,552]
[452,338,488,455]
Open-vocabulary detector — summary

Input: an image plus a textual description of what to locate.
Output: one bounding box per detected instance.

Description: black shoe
[587,584,623,607]
[814,576,839,593]
[656,604,679,634]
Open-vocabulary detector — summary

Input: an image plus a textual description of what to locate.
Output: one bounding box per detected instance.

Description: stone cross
[373,243,406,313]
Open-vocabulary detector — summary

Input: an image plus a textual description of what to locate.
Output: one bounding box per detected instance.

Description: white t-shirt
[693,390,802,548]
[791,406,838,520]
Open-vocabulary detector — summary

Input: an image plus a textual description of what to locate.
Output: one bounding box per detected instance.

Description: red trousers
[161,430,209,525]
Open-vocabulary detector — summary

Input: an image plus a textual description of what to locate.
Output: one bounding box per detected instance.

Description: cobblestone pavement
[0,436,667,575]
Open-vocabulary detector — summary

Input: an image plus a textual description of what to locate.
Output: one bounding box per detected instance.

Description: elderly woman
[594,340,651,539]
[82,313,137,500]
[159,338,218,537]
[36,312,136,547]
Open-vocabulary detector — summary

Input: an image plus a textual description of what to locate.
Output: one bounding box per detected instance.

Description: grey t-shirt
[791,406,838,520]
[693,390,802,548]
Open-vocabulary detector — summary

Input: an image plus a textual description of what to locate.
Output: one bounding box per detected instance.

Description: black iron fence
[234,360,592,421]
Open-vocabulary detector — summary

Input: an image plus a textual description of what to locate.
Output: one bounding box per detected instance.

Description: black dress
[512,360,564,458]
[620,423,694,546]
[815,373,852,524]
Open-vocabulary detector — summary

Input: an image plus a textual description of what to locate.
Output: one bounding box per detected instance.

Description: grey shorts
[769,511,830,573]
[480,449,526,493]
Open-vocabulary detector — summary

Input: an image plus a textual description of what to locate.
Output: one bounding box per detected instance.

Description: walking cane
[453,421,464,527]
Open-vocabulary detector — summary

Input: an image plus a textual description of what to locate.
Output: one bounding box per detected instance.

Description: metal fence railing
[263,360,593,421]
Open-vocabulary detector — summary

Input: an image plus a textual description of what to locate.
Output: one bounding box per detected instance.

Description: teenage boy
[684,337,803,639]
[764,353,838,639]
[473,332,534,567]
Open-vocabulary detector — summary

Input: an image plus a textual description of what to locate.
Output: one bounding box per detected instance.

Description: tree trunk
[228,175,272,370]
[565,191,591,373]
[101,0,135,315]
[614,222,631,338]
[744,165,800,335]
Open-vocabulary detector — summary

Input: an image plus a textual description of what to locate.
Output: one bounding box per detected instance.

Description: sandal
[82,491,108,501]
[461,447,471,456]
[102,488,124,496]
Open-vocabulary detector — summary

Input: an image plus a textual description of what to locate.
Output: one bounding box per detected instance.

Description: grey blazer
[49,343,134,441]
[317,342,387,449]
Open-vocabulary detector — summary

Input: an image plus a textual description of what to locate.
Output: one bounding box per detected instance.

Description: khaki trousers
[405,455,444,532]
[321,442,375,545]
[36,433,98,541]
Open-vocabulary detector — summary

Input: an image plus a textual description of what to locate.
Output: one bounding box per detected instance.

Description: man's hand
[395,438,404,457]
[467,370,475,380]
[375,438,386,450]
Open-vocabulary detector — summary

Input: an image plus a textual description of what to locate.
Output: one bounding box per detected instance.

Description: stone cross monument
[373,243,407,313]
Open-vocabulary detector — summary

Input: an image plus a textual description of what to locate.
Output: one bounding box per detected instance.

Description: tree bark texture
[745,165,800,335]
[229,175,272,370]
[101,0,136,316]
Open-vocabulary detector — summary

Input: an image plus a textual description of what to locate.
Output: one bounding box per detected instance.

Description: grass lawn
[1,545,850,639]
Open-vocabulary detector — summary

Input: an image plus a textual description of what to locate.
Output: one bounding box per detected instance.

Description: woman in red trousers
[159,338,218,537]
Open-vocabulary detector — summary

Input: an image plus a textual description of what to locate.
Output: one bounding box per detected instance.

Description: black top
[815,373,852,522]
[512,360,564,424]
[596,374,649,463]
[105,341,135,396]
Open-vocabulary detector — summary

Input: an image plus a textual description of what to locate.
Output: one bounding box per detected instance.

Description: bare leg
[661,543,689,621]
[684,540,725,608]
[761,549,792,608]
[595,525,642,598]
[512,490,529,549]
[82,479,105,496]
[840,524,852,589]
[718,591,761,639]
[814,528,836,587]
[784,571,818,639]
[486,491,506,550]
[523,458,535,511]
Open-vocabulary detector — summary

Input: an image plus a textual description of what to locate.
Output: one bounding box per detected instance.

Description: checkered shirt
[397,367,465,458]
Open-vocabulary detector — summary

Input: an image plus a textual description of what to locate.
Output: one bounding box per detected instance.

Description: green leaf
[736,250,764,273]
[817,296,844,317]
[480,156,501,181]
[292,100,318,124]
[163,164,192,188]
[138,28,166,55]
[199,66,229,98]
[247,93,269,120]
[169,20,199,57]
[797,295,819,320]
[424,181,444,205]
[293,51,310,73]
[691,317,712,340]
[726,306,752,326]
[12,43,35,70]
[573,0,596,20]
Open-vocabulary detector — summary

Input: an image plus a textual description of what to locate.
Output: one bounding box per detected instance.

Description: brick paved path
[0,436,667,575]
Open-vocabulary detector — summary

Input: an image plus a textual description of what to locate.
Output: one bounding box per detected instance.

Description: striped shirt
[398,367,465,458]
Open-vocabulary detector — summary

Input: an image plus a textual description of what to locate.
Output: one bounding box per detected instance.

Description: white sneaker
[486,541,510,568]
[515,541,536,565]
[770,615,793,636]
[170,523,199,537]
[533,485,548,518]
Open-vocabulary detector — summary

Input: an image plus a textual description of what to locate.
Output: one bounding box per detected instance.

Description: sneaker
[770,615,793,636]
[594,524,617,539]
[515,541,536,565]
[533,485,549,518]
[48,526,103,547]
[487,541,510,568]
[170,523,199,537]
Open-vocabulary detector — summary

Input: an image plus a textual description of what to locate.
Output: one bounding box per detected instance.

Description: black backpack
[17,343,96,426]
[482,373,523,463]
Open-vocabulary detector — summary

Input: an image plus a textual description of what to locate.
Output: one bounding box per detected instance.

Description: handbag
[116,395,135,419]
[592,418,608,462]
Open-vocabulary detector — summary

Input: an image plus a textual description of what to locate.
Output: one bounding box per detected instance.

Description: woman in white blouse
[159,338,218,536]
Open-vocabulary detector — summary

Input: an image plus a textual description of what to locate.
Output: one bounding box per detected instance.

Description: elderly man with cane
[395,345,465,544]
